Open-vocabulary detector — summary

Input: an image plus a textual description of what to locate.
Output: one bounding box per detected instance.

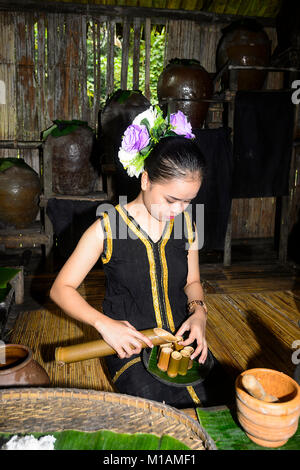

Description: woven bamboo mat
[9,307,114,392]
[205,290,300,380]
[0,388,216,450]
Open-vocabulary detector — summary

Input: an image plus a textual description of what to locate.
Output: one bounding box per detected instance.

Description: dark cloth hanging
[192,127,234,251]
[46,198,100,260]
[232,90,294,198]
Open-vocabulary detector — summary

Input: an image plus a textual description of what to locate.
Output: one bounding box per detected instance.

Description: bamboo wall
[0,9,297,241]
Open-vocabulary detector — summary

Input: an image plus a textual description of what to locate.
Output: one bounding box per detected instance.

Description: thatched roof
[0,0,283,22]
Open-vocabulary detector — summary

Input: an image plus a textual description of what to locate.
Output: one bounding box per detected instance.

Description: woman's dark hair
[144,135,206,183]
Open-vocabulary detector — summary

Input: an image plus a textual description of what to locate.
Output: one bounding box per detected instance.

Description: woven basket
[0,388,216,450]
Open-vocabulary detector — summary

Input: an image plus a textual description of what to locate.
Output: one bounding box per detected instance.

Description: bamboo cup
[183,346,194,369]
[157,346,173,372]
[174,341,184,352]
[158,343,172,357]
[55,328,181,364]
[167,351,182,378]
[178,349,191,376]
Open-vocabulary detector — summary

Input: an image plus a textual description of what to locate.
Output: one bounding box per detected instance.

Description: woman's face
[141,171,201,222]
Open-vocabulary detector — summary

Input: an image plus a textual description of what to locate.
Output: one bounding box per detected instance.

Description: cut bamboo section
[167,351,182,378]
[157,346,172,372]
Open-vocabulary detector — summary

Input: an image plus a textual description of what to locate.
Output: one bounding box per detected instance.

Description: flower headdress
[118,106,195,178]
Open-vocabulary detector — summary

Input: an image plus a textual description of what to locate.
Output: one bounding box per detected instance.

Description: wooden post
[278,130,299,264]
[223,67,238,267]
[10,266,24,305]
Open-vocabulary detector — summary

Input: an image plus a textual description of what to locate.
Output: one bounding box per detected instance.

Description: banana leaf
[0,158,31,173]
[0,267,20,303]
[0,430,190,450]
[145,345,213,386]
[0,267,20,289]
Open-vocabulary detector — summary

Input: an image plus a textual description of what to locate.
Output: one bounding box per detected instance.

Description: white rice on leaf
[2,434,56,450]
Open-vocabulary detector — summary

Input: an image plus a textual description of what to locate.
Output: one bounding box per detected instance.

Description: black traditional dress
[97,203,232,408]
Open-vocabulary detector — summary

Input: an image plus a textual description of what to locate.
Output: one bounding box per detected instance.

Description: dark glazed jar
[216,19,271,90]
[0,344,50,387]
[45,123,98,195]
[99,89,151,201]
[0,158,41,229]
[157,59,213,129]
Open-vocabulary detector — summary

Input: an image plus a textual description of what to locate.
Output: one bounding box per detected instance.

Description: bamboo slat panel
[9,307,114,392]
[0,12,17,159]
[205,291,300,379]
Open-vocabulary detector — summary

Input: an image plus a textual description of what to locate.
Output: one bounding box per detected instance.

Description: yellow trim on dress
[99,212,113,264]
[183,211,195,246]
[186,386,202,405]
[159,220,175,333]
[112,357,141,383]
[115,205,163,329]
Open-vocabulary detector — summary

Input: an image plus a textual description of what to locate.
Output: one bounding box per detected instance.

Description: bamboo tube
[178,349,191,376]
[55,328,181,364]
[183,346,194,369]
[167,351,182,378]
[157,346,173,372]
[158,342,172,356]
[174,341,184,352]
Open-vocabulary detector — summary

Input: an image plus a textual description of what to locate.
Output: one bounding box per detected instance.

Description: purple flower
[121,124,150,152]
[170,111,195,139]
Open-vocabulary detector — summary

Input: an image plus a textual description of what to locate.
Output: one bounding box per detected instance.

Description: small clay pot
[235,368,300,448]
[0,344,50,388]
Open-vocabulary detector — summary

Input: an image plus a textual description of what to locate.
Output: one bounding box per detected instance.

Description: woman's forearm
[50,284,107,332]
[184,280,205,303]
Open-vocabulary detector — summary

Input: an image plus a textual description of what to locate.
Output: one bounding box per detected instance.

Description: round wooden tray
[0,388,216,450]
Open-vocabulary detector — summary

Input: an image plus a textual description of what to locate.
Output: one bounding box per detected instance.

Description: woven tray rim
[0,387,217,450]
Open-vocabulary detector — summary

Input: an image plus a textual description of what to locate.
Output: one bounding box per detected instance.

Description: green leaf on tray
[0,430,190,450]
[147,345,202,385]
[196,407,300,450]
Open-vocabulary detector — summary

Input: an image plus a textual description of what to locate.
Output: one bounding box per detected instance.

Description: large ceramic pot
[45,124,98,195]
[157,59,213,129]
[0,158,41,229]
[0,344,50,387]
[216,19,271,90]
[99,89,151,201]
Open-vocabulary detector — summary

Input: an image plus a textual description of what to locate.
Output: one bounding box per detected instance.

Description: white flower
[118,147,137,167]
[118,148,144,178]
[127,165,143,178]
[133,106,157,129]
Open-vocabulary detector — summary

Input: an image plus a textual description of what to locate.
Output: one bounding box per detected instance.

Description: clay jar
[235,368,300,448]
[99,89,151,200]
[157,59,213,129]
[0,344,50,387]
[46,125,97,195]
[0,159,41,229]
[216,19,271,90]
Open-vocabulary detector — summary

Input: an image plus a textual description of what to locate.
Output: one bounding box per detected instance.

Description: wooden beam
[0,1,276,26]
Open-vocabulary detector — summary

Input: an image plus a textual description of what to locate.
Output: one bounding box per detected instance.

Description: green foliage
[87,23,165,107]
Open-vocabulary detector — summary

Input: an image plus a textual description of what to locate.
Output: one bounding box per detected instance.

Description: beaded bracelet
[187,299,208,314]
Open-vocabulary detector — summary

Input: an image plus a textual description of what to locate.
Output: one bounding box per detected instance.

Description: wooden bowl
[235,368,300,448]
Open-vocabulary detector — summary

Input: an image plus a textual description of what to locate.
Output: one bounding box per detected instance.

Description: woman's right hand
[94,317,154,359]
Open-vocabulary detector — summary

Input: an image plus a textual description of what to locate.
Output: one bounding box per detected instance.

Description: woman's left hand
[175,307,207,364]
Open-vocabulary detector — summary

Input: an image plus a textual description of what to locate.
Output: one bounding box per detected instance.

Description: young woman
[50,109,232,408]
